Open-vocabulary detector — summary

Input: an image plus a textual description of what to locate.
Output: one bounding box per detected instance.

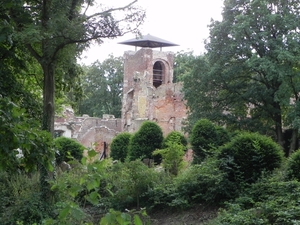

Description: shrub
[110,132,132,162]
[54,136,85,164]
[286,149,300,181]
[0,172,52,225]
[209,180,300,225]
[174,157,231,206]
[153,139,186,176]
[162,131,188,151]
[190,119,219,163]
[218,132,283,184]
[215,125,231,146]
[106,160,159,209]
[128,121,163,161]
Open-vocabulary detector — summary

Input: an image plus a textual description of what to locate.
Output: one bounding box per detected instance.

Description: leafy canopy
[78,55,123,118]
[182,0,300,151]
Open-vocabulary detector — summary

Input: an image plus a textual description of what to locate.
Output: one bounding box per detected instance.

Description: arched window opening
[153,61,164,88]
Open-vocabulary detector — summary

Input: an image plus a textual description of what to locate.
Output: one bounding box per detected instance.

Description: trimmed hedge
[128,121,163,161]
[286,149,300,181]
[54,137,85,164]
[110,132,132,162]
[218,132,283,184]
[190,119,219,163]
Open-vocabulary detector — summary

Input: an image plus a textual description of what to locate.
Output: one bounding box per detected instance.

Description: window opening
[153,61,164,88]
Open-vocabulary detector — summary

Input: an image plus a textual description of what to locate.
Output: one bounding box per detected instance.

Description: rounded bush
[107,160,158,209]
[110,132,132,162]
[162,131,188,151]
[218,132,283,184]
[128,121,163,161]
[174,157,230,205]
[190,119,219,162]
[286,149,300,181]
[215,126,231,146]
[54,137,85,164]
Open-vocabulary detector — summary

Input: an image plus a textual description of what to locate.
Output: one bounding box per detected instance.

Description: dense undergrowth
[2,120,300,224]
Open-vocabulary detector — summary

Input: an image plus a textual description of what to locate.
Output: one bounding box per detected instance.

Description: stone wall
[122,48,187,135]
[55,48,188,157]
[54,111,122,154]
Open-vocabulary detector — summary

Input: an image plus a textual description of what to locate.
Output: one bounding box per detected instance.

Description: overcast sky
[79,0,224,65]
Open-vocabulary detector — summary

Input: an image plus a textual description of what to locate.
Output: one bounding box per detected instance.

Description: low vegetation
[2,119,300,224]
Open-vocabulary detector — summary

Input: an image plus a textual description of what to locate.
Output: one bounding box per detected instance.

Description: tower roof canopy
[118,34,179,48]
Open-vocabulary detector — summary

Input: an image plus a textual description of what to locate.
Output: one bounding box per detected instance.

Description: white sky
[79,0,224,65]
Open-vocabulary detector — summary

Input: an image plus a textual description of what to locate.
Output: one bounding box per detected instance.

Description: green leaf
[58,205,71,220]
[133,214,143,225]
[86,191,99,205]
[87,178,99,191]
[81,156,87,165]
[88,149,97,158]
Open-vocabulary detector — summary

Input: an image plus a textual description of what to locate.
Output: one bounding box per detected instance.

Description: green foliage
[141,174,179,210]
[182,0,300,149]
[174,157,230,206]
[210,179,300,225]
[153,139,186,176]
[218,132,284,184]
[110,132,132,162]
[215,126,231,146]
[54,137,85,164]
[49,151,110,224]
[106,160,159,209]
[173,51,197,82]
[286,149,300,181]
[162,131,188,151]
[0,97,54,172]
[77,56,124,118]
[0,172,52,225]
[190,119,219,163]
[128,121,163,161]
[100,208,150,225]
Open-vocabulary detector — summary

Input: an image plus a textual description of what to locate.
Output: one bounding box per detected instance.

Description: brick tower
[119,34,187,135]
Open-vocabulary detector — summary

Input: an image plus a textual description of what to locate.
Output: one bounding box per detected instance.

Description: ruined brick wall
[55,112,122,154]
[122,48,187,136]
[55,48,188,158]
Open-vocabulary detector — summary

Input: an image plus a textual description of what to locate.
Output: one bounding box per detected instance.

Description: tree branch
[26,44,42,63]
[86,0,138,20]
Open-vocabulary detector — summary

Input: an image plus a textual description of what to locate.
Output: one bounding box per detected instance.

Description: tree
[183,0,300,153]
[2,0,145,202]
[173,51,197,83]
[190,119,219,163]
[77,55,123,118]
[162,131,188,151]
[153,138,186,176]
[4,0,145,134]
[110,132,132,162]
[128,121,163,161]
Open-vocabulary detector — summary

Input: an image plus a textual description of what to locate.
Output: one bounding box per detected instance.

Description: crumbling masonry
[55,46,187,155]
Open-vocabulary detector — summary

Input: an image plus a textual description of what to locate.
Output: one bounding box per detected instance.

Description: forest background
[2,0,300,224]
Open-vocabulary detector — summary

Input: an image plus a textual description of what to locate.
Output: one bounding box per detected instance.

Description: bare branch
[83,0,92,16]
[86,0,138,20]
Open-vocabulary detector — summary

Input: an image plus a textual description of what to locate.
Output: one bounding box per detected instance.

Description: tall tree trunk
[42,62,55,134]
[289,129,298,156]
[273,102,284,150]
[275,123,284,148]
[40,62,55,204]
